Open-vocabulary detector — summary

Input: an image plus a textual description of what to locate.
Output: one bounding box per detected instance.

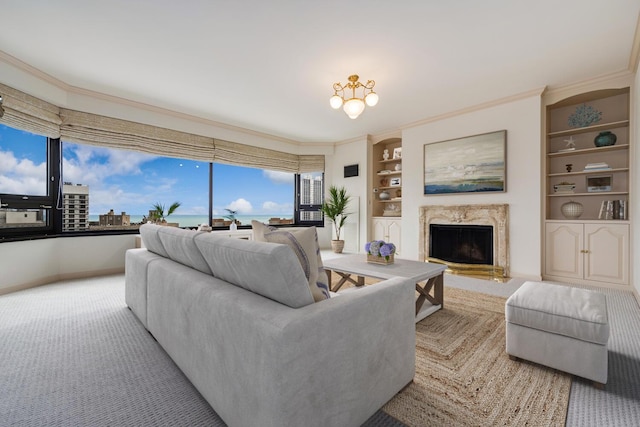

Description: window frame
[0,137,59,239]
[294,172,324,227]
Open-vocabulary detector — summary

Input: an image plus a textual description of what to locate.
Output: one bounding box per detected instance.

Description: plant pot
[367,253,394,265]
[331,240,345,253]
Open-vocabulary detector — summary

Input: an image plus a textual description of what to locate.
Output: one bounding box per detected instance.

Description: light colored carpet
[383,286,571,426]
[2,273,639,426]
[0,274,402,427]
[564,283,640,427]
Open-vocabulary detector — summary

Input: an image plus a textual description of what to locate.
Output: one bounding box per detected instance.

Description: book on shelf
[584,162,612,172]
[584,162,610,169]
[598,200,627,220]
[556,147,576,153]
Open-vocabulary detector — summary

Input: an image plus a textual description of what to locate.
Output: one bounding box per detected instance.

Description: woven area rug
[382,287,572,426]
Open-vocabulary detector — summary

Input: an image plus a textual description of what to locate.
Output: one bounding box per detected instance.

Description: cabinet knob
[580,249,590,254]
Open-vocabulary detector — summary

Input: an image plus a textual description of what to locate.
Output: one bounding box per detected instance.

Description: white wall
[327,137,370,253]
[0,235,136,294]
[400,95,543,279]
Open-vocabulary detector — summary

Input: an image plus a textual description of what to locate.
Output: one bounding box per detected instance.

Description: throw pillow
[251,220,277,242]
[263,227,330,302]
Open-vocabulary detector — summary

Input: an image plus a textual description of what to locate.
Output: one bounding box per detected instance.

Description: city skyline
[0,124,319,218]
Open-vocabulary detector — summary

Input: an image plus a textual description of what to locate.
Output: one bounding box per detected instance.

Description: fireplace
[419,204,509,279]
[430,224,493,265]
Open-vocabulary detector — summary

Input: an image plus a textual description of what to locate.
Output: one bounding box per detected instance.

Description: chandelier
[329,74,378,119]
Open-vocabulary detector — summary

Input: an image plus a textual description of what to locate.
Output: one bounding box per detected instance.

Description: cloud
[226,198,253,213]
[63,144,155,186]
[263,170,293,184]
[0,150,47,194]
[262,201,293,214]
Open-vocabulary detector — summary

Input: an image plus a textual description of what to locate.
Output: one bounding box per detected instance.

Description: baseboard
[57,267,124,282]
[0,268,124,296]
[633,288,640,308]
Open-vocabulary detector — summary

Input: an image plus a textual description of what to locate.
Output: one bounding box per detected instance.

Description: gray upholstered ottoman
[505,281,609,386]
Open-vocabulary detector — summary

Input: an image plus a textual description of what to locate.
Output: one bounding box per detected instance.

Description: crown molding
[0,50,316,149]
[543,69,634,105]
[400,87,546,131]
[0,50,68,89]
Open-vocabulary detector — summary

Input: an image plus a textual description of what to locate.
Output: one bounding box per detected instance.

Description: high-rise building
[300,174,323,222]
[62,183,89,231]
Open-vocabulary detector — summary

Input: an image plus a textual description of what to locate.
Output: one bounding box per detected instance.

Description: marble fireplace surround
[419,204,509,277]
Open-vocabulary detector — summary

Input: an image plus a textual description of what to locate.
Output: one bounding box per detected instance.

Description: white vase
[561,201,583,219]
[230,221,237,231]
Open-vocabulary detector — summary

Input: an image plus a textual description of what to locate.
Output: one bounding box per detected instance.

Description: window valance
[60,109,215,162]
[0,83,324,172]
[0,83,61,138]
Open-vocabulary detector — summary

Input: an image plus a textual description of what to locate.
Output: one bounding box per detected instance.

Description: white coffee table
[323,254,447,322]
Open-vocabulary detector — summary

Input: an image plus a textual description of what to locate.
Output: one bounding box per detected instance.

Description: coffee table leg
[415,273,444,315]
[328,271,366,292]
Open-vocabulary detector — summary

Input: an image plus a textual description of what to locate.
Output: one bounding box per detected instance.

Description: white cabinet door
[387,219,402,255]
[372,219,387,242]
[585,223,629,285]
[545,222,629,285]
[371,218,402,255]
[545,222,583,280]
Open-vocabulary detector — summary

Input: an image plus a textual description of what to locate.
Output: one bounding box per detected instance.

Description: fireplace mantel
[419,204,509,277]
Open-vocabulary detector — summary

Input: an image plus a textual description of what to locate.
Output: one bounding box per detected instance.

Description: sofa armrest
[124,248,163,329]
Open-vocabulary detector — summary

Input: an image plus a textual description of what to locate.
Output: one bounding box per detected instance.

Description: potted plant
[150,201,181,225]
[320,185,351,253]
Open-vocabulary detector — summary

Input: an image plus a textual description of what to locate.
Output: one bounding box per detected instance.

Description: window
[212,163,295,226]
[1,123,323,239]
[0,124,55,235]
[296,172,324,226]
[62,141,209,231]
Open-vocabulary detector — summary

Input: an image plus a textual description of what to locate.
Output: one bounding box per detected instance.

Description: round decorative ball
[594,131,617,147]
[379,190,391,200]
[561,200,584,219]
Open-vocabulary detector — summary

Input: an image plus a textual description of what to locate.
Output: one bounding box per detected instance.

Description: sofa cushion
[263,227,330,302]
[194,233,315,308]
[251,220,276,242]
[157,226,212,276]
[139,223,169,258]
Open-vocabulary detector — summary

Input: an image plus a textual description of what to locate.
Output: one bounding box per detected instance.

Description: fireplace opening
[429,224,493,265]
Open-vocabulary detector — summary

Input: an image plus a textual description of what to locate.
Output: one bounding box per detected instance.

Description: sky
[0,124,300,217]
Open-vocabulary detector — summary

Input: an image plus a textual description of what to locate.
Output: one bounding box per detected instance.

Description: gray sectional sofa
[125,224,416,427]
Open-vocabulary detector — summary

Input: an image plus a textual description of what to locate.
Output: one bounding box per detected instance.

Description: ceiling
[2,1,639,144]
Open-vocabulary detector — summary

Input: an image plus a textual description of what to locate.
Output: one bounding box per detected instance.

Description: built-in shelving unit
[543,87,631,287]
[372,139,402,218]
[545,89,630,221]
[370,137,403,254]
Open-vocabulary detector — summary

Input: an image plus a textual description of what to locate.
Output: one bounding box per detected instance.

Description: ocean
[88,214,290,228]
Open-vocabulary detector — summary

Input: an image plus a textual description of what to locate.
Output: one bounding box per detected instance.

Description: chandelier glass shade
[329,75,377,119]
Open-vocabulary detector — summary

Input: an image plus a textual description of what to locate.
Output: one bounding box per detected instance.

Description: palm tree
[151,201,181,224]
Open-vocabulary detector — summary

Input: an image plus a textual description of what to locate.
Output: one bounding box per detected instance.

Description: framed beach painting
[424,130,506,195]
